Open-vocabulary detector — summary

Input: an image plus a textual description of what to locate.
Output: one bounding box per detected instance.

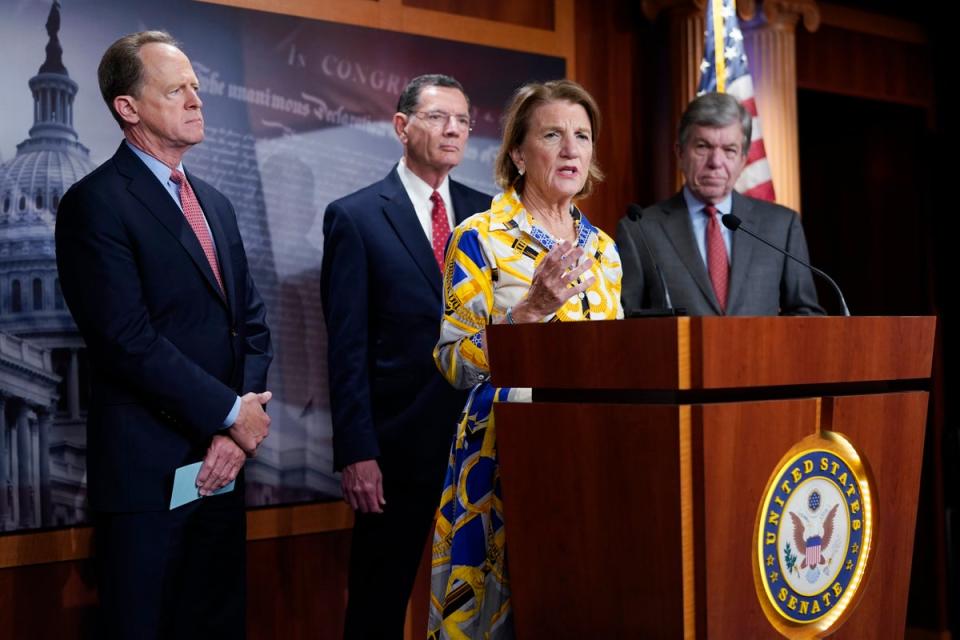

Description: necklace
[523,199,577,244]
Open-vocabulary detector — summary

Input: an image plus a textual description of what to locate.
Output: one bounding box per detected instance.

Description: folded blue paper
[169,461,235,509]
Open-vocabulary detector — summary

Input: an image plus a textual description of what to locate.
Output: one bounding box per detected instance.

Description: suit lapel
[659,192,722,314]
[114,143,228,309]
[726,191,756,314]
[449,181,478,225]
[379,168,443,298]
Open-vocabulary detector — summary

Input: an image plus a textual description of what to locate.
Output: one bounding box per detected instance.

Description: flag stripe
[735,160,773,191]
[746,138,767,165]
[742,181,775,201]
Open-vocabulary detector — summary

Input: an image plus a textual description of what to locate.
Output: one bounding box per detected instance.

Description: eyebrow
[694,138,738,148]
[538,123,591,132]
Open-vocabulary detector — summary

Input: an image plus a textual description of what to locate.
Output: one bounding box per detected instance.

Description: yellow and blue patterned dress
[428,188,623,639]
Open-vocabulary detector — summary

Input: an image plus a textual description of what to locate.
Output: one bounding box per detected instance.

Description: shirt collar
[126,140,184,185]
[488,188,597,250]
[488,188,529,232]
[683,185,733,215]
[397,157,451,207]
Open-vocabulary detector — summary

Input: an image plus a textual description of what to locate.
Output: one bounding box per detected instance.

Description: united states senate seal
[752,431,875,638]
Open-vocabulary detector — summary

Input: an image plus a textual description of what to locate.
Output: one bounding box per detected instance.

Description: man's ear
[393,112,408,144]
[113,95,140,126]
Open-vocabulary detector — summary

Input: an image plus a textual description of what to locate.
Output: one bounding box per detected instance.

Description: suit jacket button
[230,328,238,337]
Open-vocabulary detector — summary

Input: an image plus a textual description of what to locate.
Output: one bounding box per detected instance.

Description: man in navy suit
[321,74,491,638]
[55,31,272,639]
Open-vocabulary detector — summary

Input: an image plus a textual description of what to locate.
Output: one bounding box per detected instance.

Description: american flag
[697,0,776,201]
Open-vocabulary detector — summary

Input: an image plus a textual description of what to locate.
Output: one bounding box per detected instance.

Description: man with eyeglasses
[321,74,491,639]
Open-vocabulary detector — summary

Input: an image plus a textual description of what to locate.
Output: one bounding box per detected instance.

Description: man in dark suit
[55,31,272,639]
[617,92,824,316]
[321,74,491,638]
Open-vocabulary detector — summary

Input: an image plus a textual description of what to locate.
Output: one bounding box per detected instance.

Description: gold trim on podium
[679,405,696,638]
[677,316,692,390]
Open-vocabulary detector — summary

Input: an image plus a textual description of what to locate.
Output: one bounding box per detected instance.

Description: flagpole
[712,0,727,92]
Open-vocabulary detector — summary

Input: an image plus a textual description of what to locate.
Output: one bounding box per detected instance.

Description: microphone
[720,213,850,316]
[626,204,682,314]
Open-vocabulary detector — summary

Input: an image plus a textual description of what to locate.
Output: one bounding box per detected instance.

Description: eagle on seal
[790,504,839,569]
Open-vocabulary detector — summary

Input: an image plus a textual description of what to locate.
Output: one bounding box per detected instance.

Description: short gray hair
[678,92,752,156]
[98,30,180,127]
[396,74,468,115]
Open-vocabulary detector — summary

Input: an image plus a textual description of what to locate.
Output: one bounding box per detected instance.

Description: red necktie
[170,169,224,294]
[704,204,729,313]
[430,190,451,270]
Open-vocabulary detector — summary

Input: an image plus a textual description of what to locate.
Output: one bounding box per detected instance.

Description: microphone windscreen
[721,213,742,231]
[626,204,643,222]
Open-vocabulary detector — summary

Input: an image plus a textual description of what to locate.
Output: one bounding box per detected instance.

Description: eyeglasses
[410,110,474,132]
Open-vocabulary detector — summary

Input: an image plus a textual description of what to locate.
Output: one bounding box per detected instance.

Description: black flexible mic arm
[721,213,850,316]
[627,204,674,310]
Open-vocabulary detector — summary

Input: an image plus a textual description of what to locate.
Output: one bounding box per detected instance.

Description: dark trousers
[94,490,246,640]
[343,453,448,640]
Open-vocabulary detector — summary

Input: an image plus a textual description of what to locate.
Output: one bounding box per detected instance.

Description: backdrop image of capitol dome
[0,0,94,532]
[0,0,562,532]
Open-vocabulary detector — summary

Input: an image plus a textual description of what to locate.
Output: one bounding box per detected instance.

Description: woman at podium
[428,79,624,639]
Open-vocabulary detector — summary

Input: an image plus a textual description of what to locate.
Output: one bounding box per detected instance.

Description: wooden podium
[486,317,935,639]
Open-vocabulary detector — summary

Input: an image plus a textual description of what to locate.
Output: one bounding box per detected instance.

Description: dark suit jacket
[617,190,824,316]
[56,142,272,513]
[321,166,491,473]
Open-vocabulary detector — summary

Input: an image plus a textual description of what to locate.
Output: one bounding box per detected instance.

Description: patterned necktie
[170,169,224,294]
[430,190,451,270]
[704,204,729,314]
